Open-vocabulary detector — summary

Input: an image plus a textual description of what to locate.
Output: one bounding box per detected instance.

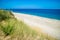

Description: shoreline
[13,12,60,39]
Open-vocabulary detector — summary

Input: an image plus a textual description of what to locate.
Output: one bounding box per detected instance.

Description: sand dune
[13,12,60,39]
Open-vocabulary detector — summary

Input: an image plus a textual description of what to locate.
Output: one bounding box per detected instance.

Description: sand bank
[13,12,60,39]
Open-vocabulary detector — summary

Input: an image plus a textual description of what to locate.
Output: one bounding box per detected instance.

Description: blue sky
[0,0,60,9]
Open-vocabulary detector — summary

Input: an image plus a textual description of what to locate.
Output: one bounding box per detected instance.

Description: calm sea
[7,9,60,20]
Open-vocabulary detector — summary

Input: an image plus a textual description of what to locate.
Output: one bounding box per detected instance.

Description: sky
[0,0,60,9]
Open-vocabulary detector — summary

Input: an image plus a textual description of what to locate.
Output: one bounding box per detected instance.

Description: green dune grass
[0,10,57,40]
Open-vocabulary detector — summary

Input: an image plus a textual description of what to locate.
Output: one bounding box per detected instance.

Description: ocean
[7,9,60,20]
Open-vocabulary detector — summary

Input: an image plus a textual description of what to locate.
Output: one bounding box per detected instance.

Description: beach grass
[0,10,57,40]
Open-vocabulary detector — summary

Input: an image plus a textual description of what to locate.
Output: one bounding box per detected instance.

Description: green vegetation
[0,10,14,21]
[0,10,57,40]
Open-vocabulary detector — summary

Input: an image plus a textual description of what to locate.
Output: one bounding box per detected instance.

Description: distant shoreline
[12,12,60,21]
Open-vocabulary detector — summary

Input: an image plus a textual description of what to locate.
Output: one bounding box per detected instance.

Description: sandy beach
[13,12,60,39]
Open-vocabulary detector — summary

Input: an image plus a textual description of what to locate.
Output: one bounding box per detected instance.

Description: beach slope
[13,12,60,39]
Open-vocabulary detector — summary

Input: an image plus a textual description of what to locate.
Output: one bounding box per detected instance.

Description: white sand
[13,12,60,39]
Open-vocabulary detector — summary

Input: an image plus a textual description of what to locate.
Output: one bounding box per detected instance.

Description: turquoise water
[7,9,60,20]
